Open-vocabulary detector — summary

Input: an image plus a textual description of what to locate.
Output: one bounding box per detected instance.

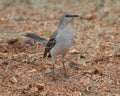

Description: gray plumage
[24,12,80,80]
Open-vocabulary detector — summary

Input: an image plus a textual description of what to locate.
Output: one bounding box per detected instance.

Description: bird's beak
[66,13,83,18]
[72,14,80,17]
[73,14,83,17]
[71,14,83,18]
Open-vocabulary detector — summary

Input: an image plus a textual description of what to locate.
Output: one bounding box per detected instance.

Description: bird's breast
[50,26,74,56]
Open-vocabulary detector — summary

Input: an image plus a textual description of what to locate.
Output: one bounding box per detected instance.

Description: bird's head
[59,12,80,25]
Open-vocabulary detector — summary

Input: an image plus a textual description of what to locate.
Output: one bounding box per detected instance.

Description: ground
[0,0,120,96]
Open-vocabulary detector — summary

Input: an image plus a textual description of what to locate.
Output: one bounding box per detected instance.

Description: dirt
[0,0,120,96]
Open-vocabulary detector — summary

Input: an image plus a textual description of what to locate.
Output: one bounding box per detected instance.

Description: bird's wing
[43,30,58,58]
[43,38,56,58]
[24,33,48,46]
[24,31,58,58]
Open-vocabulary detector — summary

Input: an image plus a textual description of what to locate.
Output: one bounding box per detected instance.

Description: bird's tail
[24,33,48,46]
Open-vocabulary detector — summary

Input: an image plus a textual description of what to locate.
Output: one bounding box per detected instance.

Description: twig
[9,11,16,21]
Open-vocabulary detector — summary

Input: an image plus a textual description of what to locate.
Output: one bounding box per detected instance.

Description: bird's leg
[62,56,68,78]
[51,56,57,81]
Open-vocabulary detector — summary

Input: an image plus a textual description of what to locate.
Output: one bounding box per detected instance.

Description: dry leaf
[9,76,17,83]
[82,12,96,20]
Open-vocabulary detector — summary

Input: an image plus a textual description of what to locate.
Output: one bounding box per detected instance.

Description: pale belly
[50,30,74,56]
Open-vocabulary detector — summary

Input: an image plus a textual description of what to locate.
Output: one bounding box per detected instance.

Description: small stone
[29,69,37,73]
[0,17,5,21]
[70,49,79,54]
[28,57,35,64]
[80,55,85,58]
[0,60,3,66]
[7,38,18,45]
[35,82,44,90]
[80,61,86,65]
[93,69,99,74]
[25,39,35,46]
[69,61,77,68]
[29,87,38,94]
[114,94,120,96]
[49,14,54,18]
[69,61,80,70]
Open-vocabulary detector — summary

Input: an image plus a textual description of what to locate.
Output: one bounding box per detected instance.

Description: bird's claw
[51,77,58,81]
[64,73,69,78]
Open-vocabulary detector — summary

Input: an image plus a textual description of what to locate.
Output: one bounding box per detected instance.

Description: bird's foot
[64,73,69,79]
[51,76,58,81]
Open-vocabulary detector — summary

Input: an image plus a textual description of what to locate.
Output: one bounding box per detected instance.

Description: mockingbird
[25,12,80,80]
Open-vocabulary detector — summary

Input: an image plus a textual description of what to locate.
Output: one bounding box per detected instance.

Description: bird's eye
[65,15,71,17]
